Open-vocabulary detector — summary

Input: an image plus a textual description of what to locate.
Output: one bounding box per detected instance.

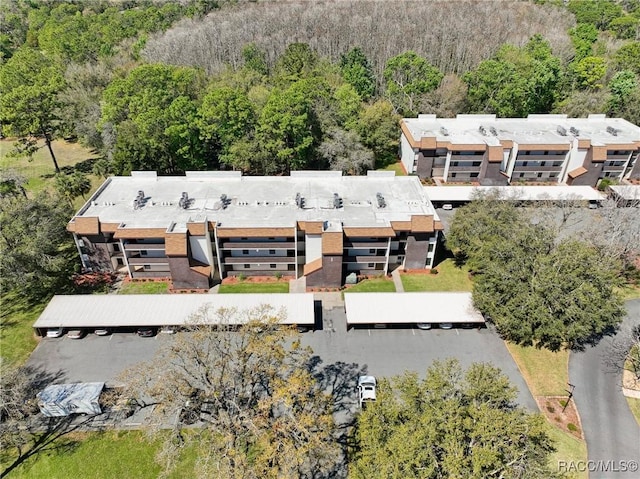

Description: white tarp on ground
[344,292,484,325]
[37,382,104,417]
[424,185,604,202]
[33,293,315,330]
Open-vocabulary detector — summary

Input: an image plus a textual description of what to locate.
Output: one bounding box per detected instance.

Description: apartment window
[472,161,481,167]
[242,249,249,255]
[367,263,375,268]
[428,243,435,252]
[268,237,275,240]
[519,173,525,178]
[550,172,558,178]
[140,250,148,256]
[269,249,275,254]
[270,264,276,269]
[470,172,479,178]
[369,249,375,254]
[143,265,151,270]
[538,172,543,178]
[116,258,124,266]
[243,264,250,269]
[113,243,120,252]
[553,161,563,167]
[241,237,248,240]
[450,173,457,178]
[451,161,459,167]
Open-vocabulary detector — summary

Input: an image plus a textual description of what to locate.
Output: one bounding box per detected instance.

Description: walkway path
[568,299,640,478]
[391,268,404,292]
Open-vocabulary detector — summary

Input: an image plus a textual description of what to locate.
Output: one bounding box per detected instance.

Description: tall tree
[101,63,207,174]
[355,100,400,168]
[383,51,443,115]
[0,47,66,172]
[0,193,76,297]
[274,42,318,81]
[318,128,374,175]
[121,306,341,479]
[351,360,557,479]
[339,47,376,100]
[54,171,91,206]
[257,79,322,174]
[463,36,561,117]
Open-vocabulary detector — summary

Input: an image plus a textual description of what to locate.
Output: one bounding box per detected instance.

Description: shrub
[238,274,246,281]
[567,423,578,432]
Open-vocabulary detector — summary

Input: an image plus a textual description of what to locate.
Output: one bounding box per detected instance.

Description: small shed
[37,382,105,417]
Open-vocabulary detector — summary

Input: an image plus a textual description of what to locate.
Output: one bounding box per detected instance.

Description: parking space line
[456,329,459,336]
[412,328,415,336]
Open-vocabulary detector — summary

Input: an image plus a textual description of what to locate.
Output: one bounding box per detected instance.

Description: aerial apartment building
[400,114,640,186]
[67,171,442,289]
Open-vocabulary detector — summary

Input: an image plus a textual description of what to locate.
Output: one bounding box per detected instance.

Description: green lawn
[377,161,407,176]
[218,282,289,294]
[118,281,170,294]
[400,259,473,292]
[544,422,588,479]
[2,430,197,479]
[345,277,396,293]
[0,291,47,365]
[504,342,570,397]
[626,397,640,426]
[0,139,100,195]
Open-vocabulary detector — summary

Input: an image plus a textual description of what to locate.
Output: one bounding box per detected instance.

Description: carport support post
[563,383,575,413]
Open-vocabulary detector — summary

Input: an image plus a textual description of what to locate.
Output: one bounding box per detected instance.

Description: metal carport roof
[344,292,484,325]
[424,185,604,202]
[33,294,315,330]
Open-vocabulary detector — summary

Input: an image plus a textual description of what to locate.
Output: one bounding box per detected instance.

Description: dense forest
[1,0,640,178]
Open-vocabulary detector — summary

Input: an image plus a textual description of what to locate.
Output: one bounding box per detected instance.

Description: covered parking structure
[424,185,604,208]
[344,292,484,328]
[33,293,316,336]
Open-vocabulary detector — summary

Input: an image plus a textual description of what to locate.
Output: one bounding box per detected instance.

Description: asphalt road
[569,300,640,479]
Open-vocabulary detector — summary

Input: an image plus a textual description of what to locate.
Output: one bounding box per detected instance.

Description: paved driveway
[569,300,640,478]
[303,306,537,411]
[28,306,536,411]
[27,332,165,386]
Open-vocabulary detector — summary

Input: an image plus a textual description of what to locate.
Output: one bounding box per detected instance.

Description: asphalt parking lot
[27,305,536,411]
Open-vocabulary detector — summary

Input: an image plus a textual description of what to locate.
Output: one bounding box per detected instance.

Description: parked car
[416,323,432,330]
[67,329,86,339]
[137,327,156,337]
[442,204,453,210]
[439,322,454,330]
[46,327,64,338]
[358,375,377,407]
[160,326,177,334]
[94,328,111,336]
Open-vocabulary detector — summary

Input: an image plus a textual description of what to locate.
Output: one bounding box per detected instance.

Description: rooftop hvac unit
[179,192,189,209]
[478,126,487,136]
[607,126,619,136]
[333,193,343,209]
[557,126,567,136]
[440,126,449,136]
[220,194,228,209]
[569,127,579,136]
[295,192,305,208]
[376,192,386,208]
[490,126,498,136]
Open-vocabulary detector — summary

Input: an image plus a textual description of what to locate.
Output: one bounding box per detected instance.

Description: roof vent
[490,126,498,136]
[606,126,619,136]
[295,192,305,209]
[376,192,386,208]
[479,126,487,136]
[569,126,579,136]
[440,126,449,136]
[557,126,567,136]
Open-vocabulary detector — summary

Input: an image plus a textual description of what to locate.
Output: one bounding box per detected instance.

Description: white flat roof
[404,114,640,147]
[344,292,484,325]
[608,185,640,201]
[424,185,605,202]
[33,294,315,329]
[74,171,437,230]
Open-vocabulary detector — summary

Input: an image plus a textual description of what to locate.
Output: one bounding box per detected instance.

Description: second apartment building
[400,113,640,186]
[67,171,443,289]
